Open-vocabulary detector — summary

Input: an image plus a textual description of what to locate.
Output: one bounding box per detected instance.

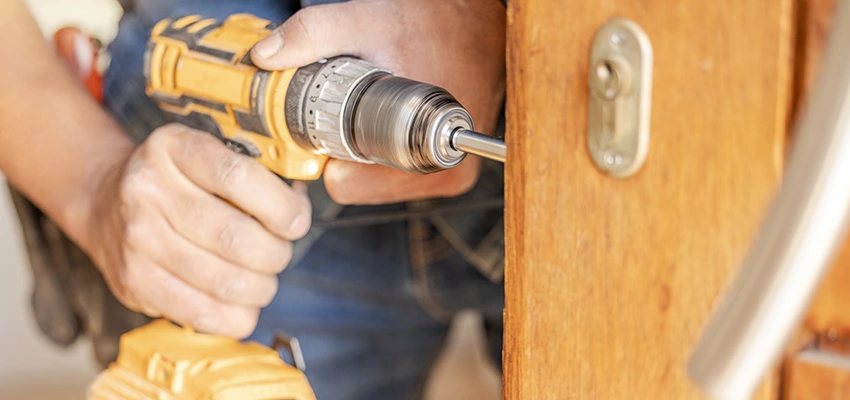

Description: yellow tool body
[147,14,327,180]
[87,320,316,400]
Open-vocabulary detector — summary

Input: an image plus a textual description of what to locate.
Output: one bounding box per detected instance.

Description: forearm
[0,0,133,252]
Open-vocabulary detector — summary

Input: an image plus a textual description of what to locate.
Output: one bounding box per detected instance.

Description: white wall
[0,182,98,400]
[23,0,121,40]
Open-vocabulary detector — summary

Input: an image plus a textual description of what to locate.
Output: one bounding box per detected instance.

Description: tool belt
[7,184,149,368]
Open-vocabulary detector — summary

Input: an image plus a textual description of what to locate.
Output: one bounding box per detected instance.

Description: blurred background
[0,1,500,399]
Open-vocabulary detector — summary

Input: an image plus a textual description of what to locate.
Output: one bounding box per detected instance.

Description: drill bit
[451,129,506,163]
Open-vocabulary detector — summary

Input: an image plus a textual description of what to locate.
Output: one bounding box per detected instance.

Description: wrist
[58,134,133,257]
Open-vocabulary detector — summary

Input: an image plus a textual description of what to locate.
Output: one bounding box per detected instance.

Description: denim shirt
[104,0,506,281]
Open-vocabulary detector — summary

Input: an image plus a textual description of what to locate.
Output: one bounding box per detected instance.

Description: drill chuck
[352,75,471,173]
[286,58,471,174]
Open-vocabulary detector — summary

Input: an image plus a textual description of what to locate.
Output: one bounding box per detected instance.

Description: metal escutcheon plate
[587,18,653,178]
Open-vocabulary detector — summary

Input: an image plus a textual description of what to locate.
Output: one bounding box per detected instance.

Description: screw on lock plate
[587,19,652,178]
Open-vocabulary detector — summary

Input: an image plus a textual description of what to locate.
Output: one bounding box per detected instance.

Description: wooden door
[504,0,795,398]
[782,0,850,398]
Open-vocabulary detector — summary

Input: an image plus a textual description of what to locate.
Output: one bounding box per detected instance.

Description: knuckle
[322,166,359,204]
[254,239,292,274]
[180,197,206,225]
[276,241,293,273]
[262,196,307,232]
[324,176,355,205]
[259,279,278,307]
[119,163,162,203]
[140,306,162,318]
[133,144,157,167]
[191,307,259,339]
[189,308,221,334]
[179,127,210,149]
[117,179,142,206]
[112,272,134,302]
[268,210,297,233]
[147,124,204,164]
[289,212,311,239]
[145,124,180,152]
[120,259,147,297]
[156,122,189,137]
[232,309,260,339]
[216,221,245,256]
[215,154,249,190]
[211,268,246,302]
[289,8,318,41]
[108,276,133,305]
[120,164,147,191]
[326,185,355,205]
[123,217,152,249]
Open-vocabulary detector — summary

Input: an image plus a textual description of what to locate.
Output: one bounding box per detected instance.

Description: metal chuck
[287,56,506,174]
[353,75,506,172]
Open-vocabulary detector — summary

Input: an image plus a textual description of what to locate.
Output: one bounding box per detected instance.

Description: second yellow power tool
[145,13,506,181]
[87,320,316,400]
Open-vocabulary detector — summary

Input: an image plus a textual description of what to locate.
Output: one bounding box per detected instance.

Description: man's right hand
[85,124,311,338]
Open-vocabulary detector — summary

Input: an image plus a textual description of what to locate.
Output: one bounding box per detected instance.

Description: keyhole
[596,61,620,100]
[596,61,613,81]
[591,58,631,101]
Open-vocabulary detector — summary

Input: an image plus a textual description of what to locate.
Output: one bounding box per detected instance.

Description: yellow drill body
[146,14,328,180]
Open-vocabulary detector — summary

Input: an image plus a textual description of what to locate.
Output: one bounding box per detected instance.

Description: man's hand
[85,124,311,338]
[0,1,310,339]
[251,0,506,205]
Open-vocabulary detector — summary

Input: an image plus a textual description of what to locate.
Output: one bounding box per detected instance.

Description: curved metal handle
[688,1,850,398]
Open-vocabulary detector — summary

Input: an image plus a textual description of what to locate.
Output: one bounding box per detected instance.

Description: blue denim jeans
[104,1,505,399]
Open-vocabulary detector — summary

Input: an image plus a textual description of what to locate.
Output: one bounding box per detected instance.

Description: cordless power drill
[88,13,506,400]
[145,13,505,181]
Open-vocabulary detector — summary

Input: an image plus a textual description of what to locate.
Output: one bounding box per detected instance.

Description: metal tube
[688,0,850,398]
[452,129,507,163]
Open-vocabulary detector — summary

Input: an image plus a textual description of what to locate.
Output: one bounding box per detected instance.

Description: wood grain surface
[784,349,850,400]
[503,0,794,398]
[784,3,850,397]
[793,0,850,338]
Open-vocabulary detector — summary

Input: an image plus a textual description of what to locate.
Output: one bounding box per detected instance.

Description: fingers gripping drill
[145,14,506,181]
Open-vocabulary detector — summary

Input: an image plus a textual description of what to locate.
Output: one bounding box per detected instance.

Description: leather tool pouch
[7,184,149,368]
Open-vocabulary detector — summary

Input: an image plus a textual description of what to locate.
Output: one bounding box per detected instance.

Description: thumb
[250,2,376,70]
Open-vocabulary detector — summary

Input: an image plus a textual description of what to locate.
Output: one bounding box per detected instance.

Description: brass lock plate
[587,19,653,178]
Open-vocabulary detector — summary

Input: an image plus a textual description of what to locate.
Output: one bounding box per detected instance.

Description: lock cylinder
[586,18,653,179]
[591,58,631,100]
